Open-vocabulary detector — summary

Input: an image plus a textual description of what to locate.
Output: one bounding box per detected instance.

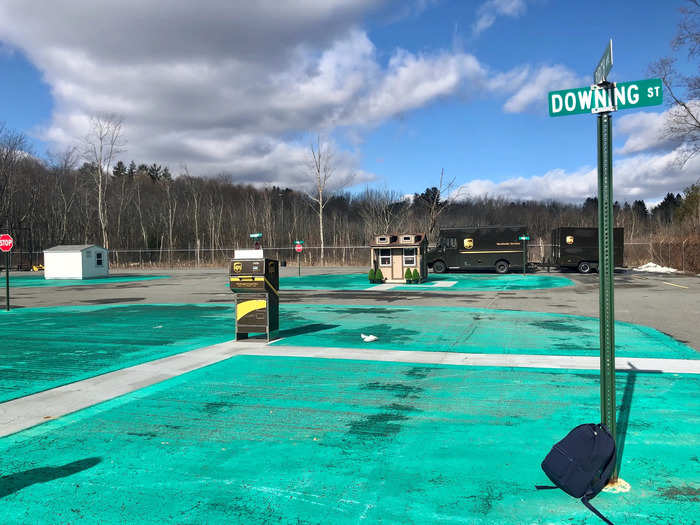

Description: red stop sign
[0,234,13,252]
[295,243,303,253]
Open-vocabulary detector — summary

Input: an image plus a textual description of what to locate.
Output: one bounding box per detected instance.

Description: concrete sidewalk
[2,339,699,437]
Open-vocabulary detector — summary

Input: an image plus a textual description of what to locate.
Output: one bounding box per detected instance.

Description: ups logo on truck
[464,238,474,249]
[233,262,243,273]
[566,236,574,245]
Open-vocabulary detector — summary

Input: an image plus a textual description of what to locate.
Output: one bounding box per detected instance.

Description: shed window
[377,236,389,244]
[96,252,103,266]
[379,249,391,267]
[403,248,416,266]
[401,235,413,243]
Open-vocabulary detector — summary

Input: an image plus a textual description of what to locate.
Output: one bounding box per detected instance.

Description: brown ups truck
[551,227,624,273]
[427,226,527,274]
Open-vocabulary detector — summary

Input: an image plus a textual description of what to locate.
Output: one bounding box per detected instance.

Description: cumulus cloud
[501,65,584,114]
[0,0,506,190]
[616,106,690,154]
[450,147,700,203]
[473,0,527,37]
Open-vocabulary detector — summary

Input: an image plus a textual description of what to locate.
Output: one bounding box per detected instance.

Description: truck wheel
[578,261,592,274]
[495,260,509,274]
[433,260,447,273]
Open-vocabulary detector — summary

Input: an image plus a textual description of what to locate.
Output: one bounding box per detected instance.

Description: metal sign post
[545,40,664,483]
[597,110,617,479]
[519,235,530,276]
[294,240,304,277]
[0,233,13,311]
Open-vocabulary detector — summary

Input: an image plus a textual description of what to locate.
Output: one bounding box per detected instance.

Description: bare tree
[47,147,80,243]
[307,135,335,265]
[0,124,27,221]
[82,115,125,248]
[416,168,456,242]
[649,0,700,164]
[357,187,406,238]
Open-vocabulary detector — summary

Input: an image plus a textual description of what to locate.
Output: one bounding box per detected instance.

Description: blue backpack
[536,423,617,525]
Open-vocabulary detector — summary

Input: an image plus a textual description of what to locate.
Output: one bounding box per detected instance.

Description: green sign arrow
[519,236,530,241]
[549,78,662,117]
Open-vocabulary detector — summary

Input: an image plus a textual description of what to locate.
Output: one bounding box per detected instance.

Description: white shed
[44,245,109,279]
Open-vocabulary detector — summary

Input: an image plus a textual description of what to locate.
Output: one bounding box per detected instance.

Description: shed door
[392,248,402,280]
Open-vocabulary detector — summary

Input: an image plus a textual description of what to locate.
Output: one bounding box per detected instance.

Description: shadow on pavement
[278,323,339,338]
[0,457,102,499]
[616,364,662,474]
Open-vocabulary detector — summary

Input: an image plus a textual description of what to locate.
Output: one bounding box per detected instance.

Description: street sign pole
[294,241,304,277]
[5,251,9,311]
[519,235,530,276]
[597,111,617,480]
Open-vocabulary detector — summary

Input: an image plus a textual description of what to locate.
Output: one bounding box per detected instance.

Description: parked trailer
[551,227,624,273]
[427,226,527,274]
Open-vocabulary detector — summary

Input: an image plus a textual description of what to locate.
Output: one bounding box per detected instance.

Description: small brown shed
[369,233,429,283]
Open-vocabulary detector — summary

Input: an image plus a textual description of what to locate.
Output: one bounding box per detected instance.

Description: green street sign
[549,78,662,117]
[519,235,530,241]
[249,233,262,238]
[294,240,304,244]
[594,39,613,84]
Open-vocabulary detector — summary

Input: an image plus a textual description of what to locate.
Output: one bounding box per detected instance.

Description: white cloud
[0,1,508,190]
[450,147,700,203]
[501,65,584,114]
[473,0,526,37]
[616,106,690,154]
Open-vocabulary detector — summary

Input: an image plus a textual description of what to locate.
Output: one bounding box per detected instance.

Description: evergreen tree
[112,160,127,178]
[652,193,683,223]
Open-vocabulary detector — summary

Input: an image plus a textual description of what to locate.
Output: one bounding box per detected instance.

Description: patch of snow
[633,262,678,273]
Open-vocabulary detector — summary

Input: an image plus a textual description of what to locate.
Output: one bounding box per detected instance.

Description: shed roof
[369,233,427,248]
[44,244,104,253]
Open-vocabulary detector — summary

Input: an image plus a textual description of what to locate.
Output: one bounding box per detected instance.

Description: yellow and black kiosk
[229,249,279,341]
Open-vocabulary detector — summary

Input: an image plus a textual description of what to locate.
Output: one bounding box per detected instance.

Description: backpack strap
[534,485,558,490]
[582,495,614,525]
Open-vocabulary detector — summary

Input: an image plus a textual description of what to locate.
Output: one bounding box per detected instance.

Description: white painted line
[240,344,700,375]
[368,283,399,291]
[427,281,458,288]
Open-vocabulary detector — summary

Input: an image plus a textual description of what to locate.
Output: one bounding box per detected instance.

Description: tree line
[1,122,698,267]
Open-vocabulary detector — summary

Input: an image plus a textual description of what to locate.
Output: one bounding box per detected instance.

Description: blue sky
[0,0,696,204]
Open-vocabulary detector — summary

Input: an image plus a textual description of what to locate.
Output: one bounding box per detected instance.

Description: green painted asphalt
[394,272,574,290]
[2,303,696,404]
[0,356,697,524]
[9,274,170,287]
[0,304,235,403]
[273,304,699,360]
[280,272,574,291]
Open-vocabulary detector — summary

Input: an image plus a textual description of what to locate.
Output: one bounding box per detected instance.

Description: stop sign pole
[0,232,13,311]
[294,240,304,277]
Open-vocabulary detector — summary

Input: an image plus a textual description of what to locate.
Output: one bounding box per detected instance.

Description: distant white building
[43,245,109,279]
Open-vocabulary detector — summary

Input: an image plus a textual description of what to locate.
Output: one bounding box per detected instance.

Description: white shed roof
[44,244,104,253]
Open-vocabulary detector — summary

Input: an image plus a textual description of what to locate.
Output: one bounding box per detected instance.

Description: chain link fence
[8,239,700,273]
